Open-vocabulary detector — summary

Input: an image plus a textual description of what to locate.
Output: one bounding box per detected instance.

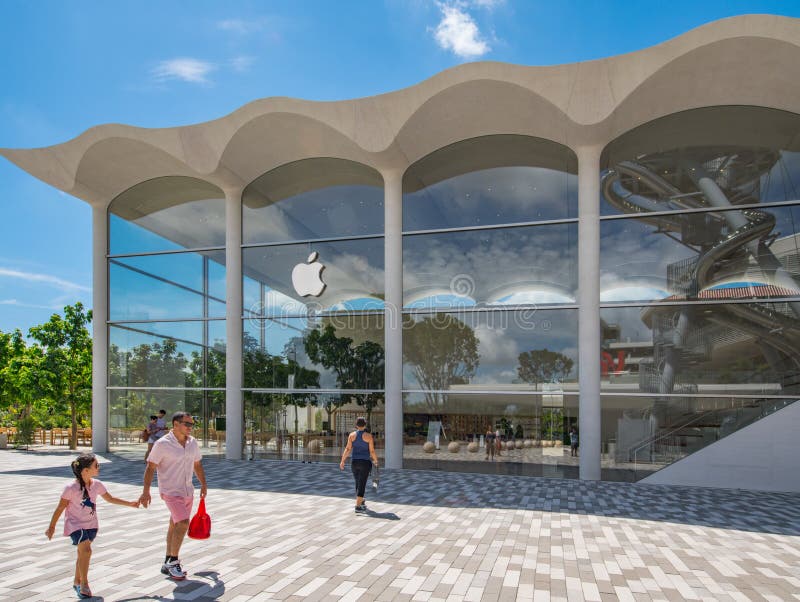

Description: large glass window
[600,106,800,217]
[242,158,384,243]
[108,389,225,451]
[598,393,795,482]
[242,237,384,317]
[241,159,385,446]
[243,314,384,390]
[402,309,578,390]
[401,392,580,478]
[600,205,800,303]
[110,253,226,321]
[600,303,800,396]
[599,106,800,480]
[109,321,226,389]
[404,223,577,308]
[242,392,384,462]
[108,177,227,453]
[402,135,579,476]
[404,135,577,230]
[109,176,225,254]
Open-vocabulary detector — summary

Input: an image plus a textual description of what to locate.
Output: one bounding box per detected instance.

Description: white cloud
[475,323,519,364]
[230,55,255,73]
[471,0,504,8]
[0,267,90,293]
[152,58,215,84]
[261,289,308,316]
[433,3,490,59]
[0,299,61,310]
[217,18,266,35]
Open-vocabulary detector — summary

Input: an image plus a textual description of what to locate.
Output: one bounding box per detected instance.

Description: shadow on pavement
[4,448,799,537]
[361,509,400,520]
[115,571,224,601]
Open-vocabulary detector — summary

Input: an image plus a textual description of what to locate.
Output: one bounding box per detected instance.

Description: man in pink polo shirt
[139,411,207,580]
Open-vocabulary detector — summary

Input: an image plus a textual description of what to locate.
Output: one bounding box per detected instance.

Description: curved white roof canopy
[1,15,799,209]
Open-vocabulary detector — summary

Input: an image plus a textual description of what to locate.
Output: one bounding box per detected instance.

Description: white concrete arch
[392,79,575,167]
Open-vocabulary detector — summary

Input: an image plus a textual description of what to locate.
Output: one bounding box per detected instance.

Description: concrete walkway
[0,447,798,601]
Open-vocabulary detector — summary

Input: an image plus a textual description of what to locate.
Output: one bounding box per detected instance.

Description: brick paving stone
[1,448,799,600]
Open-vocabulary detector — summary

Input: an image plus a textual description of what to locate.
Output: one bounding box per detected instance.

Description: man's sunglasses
[179,421,195,427]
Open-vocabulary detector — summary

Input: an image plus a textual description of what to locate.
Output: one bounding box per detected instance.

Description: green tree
[243,332,278,389]
[188,341,226,388]
[108,338,193,429]
[242,333,319,432]
[1,331,48,429]
[402,314,479,412]
[0,330,19,419]
[28,303,93,450]
[305,324,384,426]
[517,348,574,388]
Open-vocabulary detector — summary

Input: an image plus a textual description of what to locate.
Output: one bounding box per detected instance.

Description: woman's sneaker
[355,503,368,514]
[161,559,187,580]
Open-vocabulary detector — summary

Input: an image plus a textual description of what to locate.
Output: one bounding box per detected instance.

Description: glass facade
[107,176,226,452]
[599,106,800,478]
[241,159,386,460]
[402,135,580,476]
[103,108,800,482]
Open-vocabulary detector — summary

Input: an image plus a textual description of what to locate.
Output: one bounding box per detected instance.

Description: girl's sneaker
[79,585,92,599]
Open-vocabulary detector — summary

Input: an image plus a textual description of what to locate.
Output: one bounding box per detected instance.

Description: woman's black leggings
[351,459,372,498]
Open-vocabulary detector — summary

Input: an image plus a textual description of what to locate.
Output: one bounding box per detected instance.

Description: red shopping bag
[188,498,211,539]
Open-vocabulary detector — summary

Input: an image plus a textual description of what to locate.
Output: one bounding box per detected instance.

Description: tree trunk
[70,401,78,450]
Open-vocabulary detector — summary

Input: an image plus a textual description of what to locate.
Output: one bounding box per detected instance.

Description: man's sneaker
[162,560,187,580]
[355,503,367,514]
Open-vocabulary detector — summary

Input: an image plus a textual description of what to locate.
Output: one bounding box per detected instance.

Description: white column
[225,188,244,459]
[577,145,602,481]
[91,205,108,453]
[383,168,404,469]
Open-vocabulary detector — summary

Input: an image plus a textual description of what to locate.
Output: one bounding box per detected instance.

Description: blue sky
[1,0,798,335]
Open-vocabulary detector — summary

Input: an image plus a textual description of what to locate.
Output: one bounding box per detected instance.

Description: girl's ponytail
[71,453,96,505]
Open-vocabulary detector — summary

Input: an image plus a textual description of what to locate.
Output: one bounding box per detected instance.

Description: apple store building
[3,15,800,492]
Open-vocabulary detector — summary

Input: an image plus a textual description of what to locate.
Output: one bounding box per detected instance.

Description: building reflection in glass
[599,107,800,477]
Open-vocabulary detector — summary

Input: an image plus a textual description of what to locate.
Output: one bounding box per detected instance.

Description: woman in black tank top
[340,417,379,513]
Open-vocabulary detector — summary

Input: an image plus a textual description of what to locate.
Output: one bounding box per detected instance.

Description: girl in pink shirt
[45,453,139,599]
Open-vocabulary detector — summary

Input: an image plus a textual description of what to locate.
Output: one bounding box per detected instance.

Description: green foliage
[109,338,187,388]
[27,302,93,449]
[188,342,226,388]
[402,314,479,412]
[517,348,574,387]
[0,330,46,425]
[305,324,384,424]
[15,414,36,449]
[241,333,320,432]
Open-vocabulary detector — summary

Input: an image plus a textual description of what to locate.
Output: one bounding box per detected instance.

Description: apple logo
[292,251,327,297]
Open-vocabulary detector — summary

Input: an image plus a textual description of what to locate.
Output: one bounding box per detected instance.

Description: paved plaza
[0,447,799,601]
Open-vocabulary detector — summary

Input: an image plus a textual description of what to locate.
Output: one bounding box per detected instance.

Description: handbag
[188,498,211,539]
[140,428,149,442]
